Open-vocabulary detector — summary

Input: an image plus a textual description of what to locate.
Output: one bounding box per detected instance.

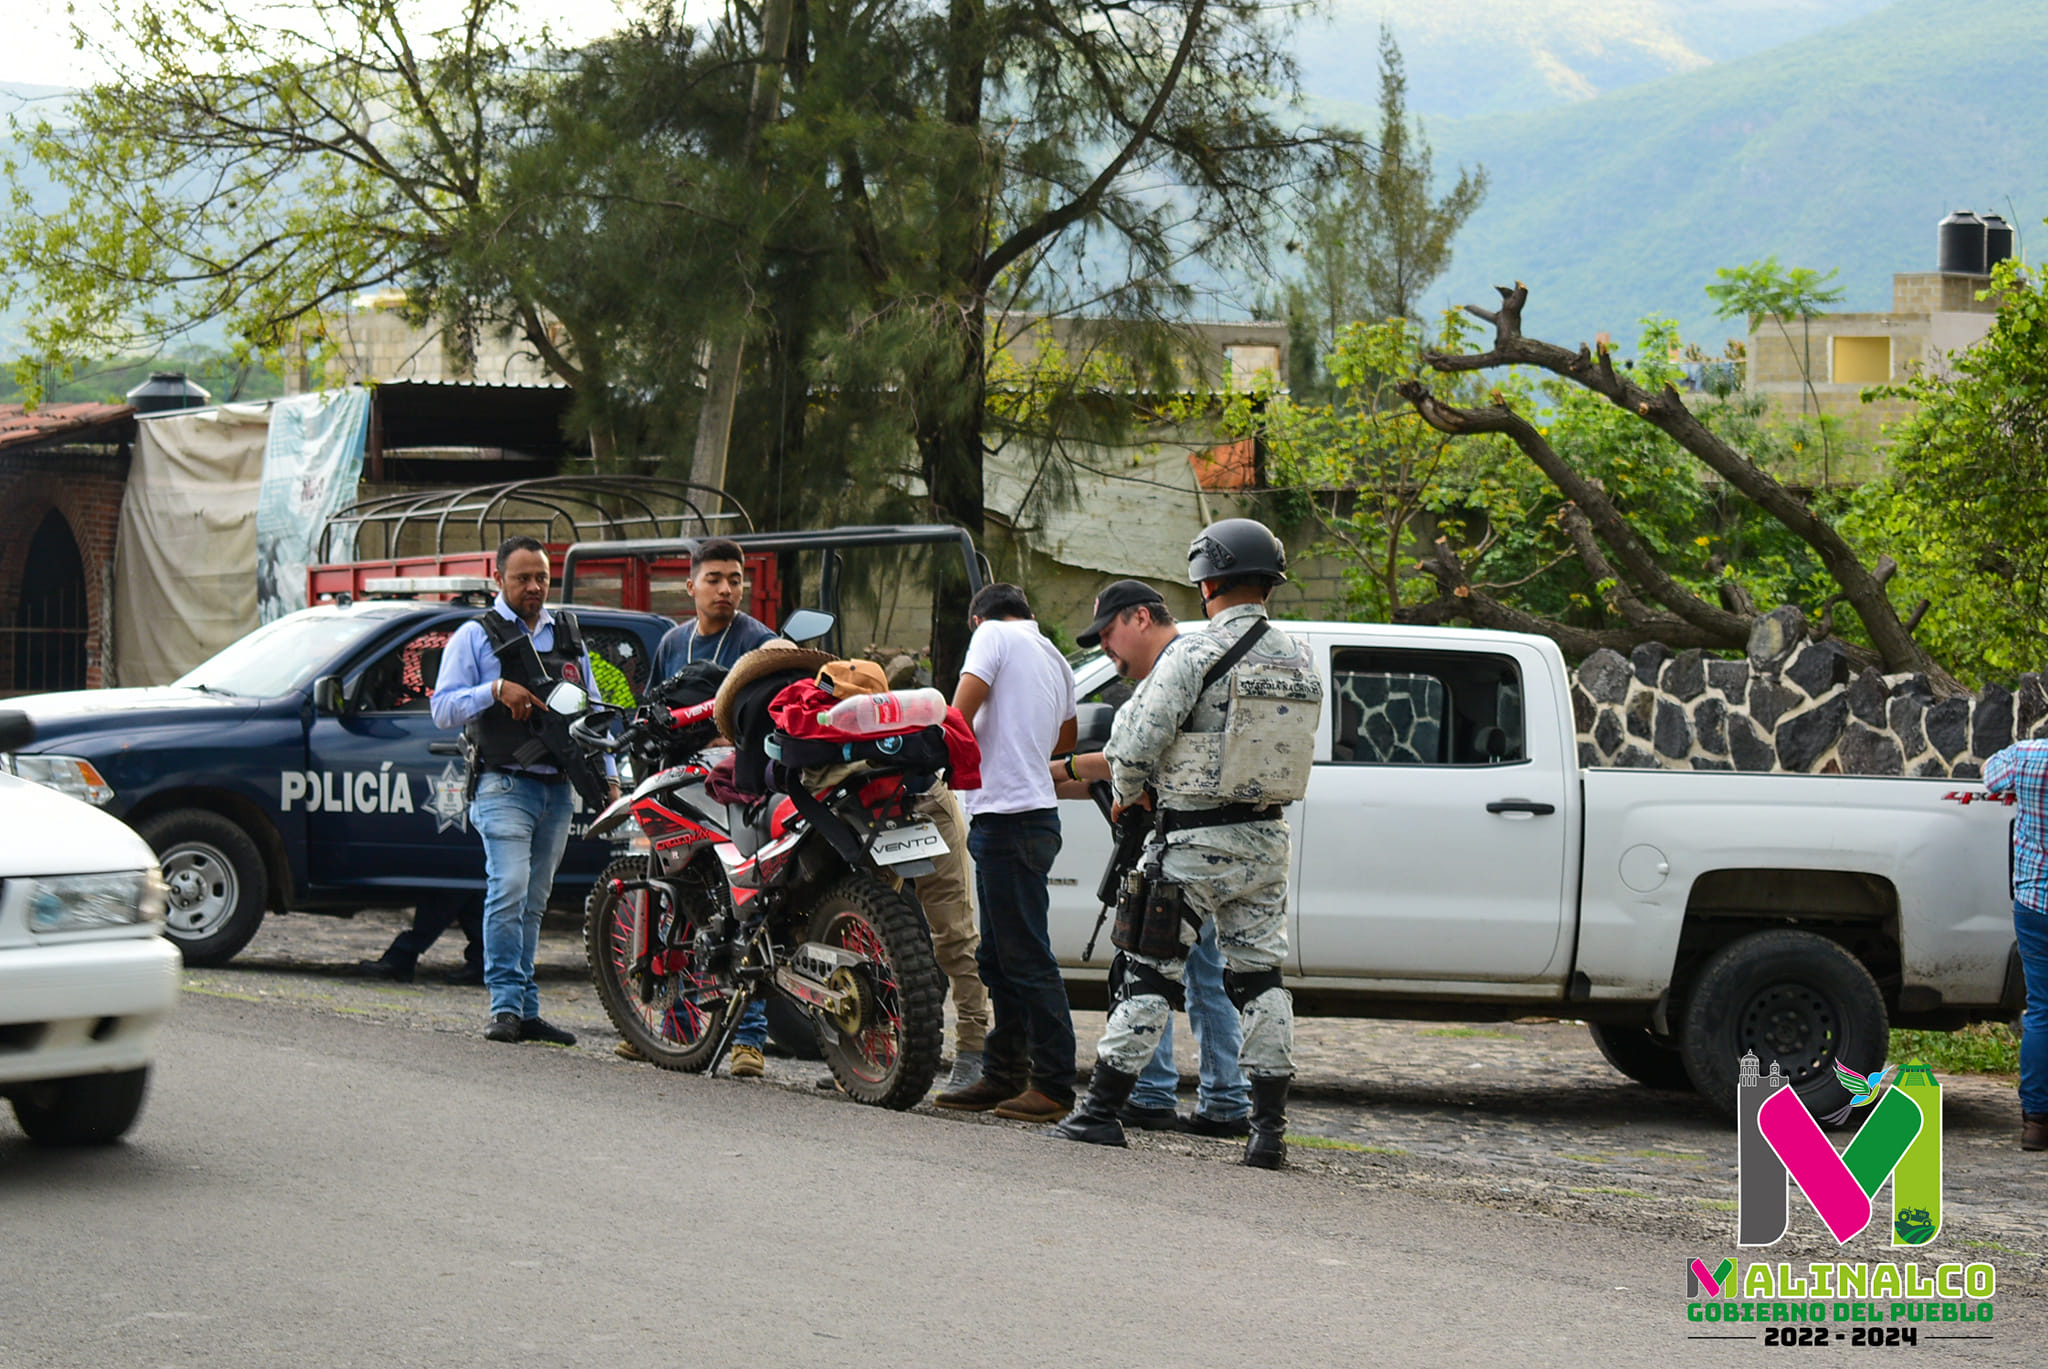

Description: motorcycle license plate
[869,820,947,866]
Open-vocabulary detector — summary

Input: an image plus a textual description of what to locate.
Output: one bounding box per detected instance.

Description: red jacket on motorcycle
[767,679,981,789]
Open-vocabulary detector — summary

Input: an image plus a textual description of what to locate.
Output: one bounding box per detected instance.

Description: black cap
[1077,579,1167,648]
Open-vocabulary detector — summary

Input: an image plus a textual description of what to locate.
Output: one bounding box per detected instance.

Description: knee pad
[1222,967,1284,1013]
[1108,951,1186,1013]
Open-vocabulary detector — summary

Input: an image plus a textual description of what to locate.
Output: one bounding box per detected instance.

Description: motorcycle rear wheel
[585,854,735,1072]
[808,874,945,1110]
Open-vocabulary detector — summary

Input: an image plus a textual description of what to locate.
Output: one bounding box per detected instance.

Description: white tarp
[112,404,272,686]
[256,389,369,623]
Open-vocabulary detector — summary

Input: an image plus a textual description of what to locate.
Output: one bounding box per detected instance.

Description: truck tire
[1588,1023,1694,1092]
[139,810,267,966]
[10,1067,150,1145]
[1679,929,1888,1122]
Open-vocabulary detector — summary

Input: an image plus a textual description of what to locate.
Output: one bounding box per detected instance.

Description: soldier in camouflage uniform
[1050,519,1321,1168]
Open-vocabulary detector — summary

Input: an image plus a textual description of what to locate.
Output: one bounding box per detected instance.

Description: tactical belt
[1156,802,1281,833]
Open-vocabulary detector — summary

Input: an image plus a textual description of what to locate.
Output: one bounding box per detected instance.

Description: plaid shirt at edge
[1983,739,2048,909]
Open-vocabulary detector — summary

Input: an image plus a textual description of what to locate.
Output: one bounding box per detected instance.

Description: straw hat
[713,639,836,742]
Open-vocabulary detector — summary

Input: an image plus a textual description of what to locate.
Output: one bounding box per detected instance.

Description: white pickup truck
[1047,620,2021,1117]
[0,713,181,1145]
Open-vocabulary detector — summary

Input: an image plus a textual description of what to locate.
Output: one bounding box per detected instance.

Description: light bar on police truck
[361,577,497,596]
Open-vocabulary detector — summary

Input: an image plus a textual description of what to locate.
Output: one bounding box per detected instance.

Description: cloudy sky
[1,0,642,88]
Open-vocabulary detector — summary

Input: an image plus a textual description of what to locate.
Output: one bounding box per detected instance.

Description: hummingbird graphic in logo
[1818,1060,1898,1124]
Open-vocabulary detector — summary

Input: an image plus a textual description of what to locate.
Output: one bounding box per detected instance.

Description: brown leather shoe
[932,1075,1021,1112]
[2023,1114,2048,1151]
[992,1088,1072,1123]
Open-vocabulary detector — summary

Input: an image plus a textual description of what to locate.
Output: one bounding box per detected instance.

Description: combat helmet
[1187,517,1288,586]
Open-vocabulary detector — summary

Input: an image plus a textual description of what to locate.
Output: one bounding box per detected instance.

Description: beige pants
[914,782,988,1054]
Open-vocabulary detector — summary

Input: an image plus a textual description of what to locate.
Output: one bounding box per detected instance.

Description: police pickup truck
[1049,620,2024,1118]
[1,594,670,965]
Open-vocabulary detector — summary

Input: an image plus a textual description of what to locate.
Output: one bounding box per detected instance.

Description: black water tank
[125,371,211,415]
[1938,211,1987,274]
[1983,214,2015,268]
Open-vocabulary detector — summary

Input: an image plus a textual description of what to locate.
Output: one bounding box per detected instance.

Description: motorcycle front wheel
[807,874,946,1109]
[585,854,736,1072]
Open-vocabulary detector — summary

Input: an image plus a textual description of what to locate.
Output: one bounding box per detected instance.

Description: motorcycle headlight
[20,868,167,934]
[2,754,116,806]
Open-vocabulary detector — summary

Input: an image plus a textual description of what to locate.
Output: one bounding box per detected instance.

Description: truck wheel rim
[1739,983,1838,1086]
[162,842,239,940]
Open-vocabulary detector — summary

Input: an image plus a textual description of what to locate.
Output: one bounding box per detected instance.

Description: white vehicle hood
[0,773,158,878]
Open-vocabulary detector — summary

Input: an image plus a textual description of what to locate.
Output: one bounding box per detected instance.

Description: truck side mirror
[312,676,346,715]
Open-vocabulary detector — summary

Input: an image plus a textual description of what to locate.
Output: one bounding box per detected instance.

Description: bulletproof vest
[466,610,588,773]
[1155,617,1322,806]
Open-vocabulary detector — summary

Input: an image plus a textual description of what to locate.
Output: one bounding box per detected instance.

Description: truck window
[583,625,651,706]
[1329,648,1525,766]
[356,629,453,714]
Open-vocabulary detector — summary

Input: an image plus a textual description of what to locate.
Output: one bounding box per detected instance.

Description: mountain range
[1342,0,2048,348]
[6,0,2046,363]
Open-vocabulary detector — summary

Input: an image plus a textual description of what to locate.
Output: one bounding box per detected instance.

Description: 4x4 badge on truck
[430,761,470,834]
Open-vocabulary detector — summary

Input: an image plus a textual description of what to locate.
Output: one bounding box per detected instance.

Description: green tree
[1388,284,1948,679]
[1706,256,1846,483]
[1239,312,1851,658]
[1844,258,2048,684]
[768,0,1355,680]
[1,0,646,458]
[1285,25,1486,393]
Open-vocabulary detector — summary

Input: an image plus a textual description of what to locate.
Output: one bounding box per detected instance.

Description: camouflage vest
[1155,619,1322,806]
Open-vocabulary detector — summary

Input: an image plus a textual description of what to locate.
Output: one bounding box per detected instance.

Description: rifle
[1082,779,1152,962]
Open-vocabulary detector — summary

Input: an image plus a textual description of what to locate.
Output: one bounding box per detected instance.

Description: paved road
[3,995,2035,1369]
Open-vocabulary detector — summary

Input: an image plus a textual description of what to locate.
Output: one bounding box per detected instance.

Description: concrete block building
[1746,270,1998,477]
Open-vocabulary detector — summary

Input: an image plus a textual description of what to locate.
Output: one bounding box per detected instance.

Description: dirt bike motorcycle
[563,614,948,1110]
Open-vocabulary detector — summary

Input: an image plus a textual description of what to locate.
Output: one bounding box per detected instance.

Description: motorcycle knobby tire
[808,874,946,1110]
[584,854,733,1072]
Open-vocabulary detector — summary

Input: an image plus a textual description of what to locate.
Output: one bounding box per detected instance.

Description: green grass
[1962,1238,2034,1257]
[1889,1023,2019,1077]
[1693,1199,1740,1212]
[1284,1134,1406,1155]
[1419,1027,1519,1040]
[1569,1185,1655,1199]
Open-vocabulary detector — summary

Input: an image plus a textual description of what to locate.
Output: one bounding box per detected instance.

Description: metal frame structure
[315,476,754,564]
[558,525,988,610]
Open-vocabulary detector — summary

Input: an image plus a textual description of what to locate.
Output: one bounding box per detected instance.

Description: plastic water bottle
[816,688,948,735]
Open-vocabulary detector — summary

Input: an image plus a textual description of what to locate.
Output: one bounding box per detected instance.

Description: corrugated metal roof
[0,402,136,450]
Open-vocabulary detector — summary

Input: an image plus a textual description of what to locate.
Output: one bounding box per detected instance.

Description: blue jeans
[735,1001,768,1048]
[2017,903,2048,1116]
[1129,920,1250,1119]
[471,774,576,1020]
[970,809,1075,1102]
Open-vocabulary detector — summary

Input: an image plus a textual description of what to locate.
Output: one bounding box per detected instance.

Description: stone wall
[1571,606,2041,778]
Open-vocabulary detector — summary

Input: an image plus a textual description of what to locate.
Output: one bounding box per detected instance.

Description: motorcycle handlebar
[568,705,627,752]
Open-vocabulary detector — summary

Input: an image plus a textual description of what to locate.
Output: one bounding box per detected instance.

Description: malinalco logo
[1682,1054,1996,1339]
[1736,1050,1942,1247]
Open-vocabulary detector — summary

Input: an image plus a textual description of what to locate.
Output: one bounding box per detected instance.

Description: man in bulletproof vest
[431,535,619,1046]
[1049,580,1251,1139]
[1048,519,1322,1168]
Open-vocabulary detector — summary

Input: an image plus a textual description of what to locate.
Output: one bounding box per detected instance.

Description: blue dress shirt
[431,596,614,777]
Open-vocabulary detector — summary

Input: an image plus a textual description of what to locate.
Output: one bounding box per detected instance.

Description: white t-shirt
[957,618,1077,816]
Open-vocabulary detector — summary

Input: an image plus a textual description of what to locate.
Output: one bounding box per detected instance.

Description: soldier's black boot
[1241,1075,1291,1169]
[1046,1064,1140,1147]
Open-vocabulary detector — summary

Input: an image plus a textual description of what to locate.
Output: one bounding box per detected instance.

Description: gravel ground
[196,905,2048,1292]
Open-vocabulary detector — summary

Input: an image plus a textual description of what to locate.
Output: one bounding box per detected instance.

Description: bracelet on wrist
[1063,753,1080,781]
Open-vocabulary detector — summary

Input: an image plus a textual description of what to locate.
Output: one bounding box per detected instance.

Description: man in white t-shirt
[932,583,1079,1123]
